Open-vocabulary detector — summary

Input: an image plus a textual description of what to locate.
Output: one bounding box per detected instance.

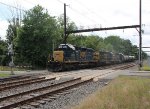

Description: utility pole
[7,27,15,75]
[64,3,67,44]
[8,43,14,75]
[63,1,142,70]
[139,0,142,70]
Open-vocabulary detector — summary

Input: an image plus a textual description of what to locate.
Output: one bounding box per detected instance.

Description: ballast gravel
[29,79,111,109]
[0,77,73,98]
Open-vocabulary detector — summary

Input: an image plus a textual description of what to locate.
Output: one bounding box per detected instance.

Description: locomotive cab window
[59,45,67,49]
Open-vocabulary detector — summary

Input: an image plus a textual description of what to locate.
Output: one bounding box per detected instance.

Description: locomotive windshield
[58,45,67,49]
[58,44,75,51]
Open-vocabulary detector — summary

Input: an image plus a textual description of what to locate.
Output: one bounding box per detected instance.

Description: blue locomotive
[47,43,135,71]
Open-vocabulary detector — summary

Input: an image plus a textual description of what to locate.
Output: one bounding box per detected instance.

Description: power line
[55,0,108,29]
[56,0,98,24]
[22,0,36,6]
[68,6,98,24]
[74,0,111,25]
[0,10,10,20]
[0,1,26,12]
[56,0,64,4]
[22,0,43,7]
[55,0,98,26]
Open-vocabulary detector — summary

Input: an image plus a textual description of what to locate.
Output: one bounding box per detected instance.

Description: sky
[0,0,150,54]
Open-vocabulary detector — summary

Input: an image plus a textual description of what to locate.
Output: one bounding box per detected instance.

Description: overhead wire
[0,2,15,20]
[0,1,26,12]
[56,0,64,5]
[74,0,111,24]
[0,10,10,20]
[56,0,96,29]
[22,0,36,6]
[69,0,99,24]
[68,5,98,24]
[56,0,98,24]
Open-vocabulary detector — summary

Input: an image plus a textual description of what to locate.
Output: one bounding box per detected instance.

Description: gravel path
[26,79,111,109]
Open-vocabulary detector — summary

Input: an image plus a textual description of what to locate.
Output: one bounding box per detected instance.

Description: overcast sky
[0,0,150,54]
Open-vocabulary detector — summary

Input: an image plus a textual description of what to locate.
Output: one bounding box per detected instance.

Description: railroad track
[0,77,93,109]
[94,62,136,70]
[112,63,136,70]
[0,75,31,83]
[0,76,56,91]
[0,62,136,109]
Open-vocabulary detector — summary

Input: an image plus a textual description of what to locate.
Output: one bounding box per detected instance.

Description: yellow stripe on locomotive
[80,51,86,60]
[93,52,100,61]
[53,51,64,62]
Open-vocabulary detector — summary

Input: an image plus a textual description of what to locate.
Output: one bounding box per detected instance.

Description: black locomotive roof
[87,48,94,52]
[58,44,94,52]
[58,44,75,50]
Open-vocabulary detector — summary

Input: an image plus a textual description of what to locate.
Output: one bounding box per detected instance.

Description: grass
[0,73,11,77]
[141,65,150,71]
[0,66,26,71]
[73,76,150,109]
[141,59,150,71]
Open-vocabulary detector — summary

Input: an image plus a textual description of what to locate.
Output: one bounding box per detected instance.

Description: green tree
[6,18,20,44]
[105,43,114,52]
[104,35,134,54]
[0,39,9,66]
[104,35,123,52]
[121,39,132,55]
[16,5,59,68]
[57,14,77,44]
[84,35,103,50]
[67,34,86,46]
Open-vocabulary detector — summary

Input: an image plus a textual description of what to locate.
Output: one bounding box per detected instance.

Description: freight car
[47,44,135,71]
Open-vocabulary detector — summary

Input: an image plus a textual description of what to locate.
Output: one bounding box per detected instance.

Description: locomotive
[47,43,135,71]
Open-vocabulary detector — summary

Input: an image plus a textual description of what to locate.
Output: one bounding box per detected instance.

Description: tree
[16,5,59,68]
[105,43,114,52]
[121,39,132,55]
[0,39,9,66]
[67,34,86,46]
[104,35,134,54]
[131,45,139,59]
[84,35,103,50]
[104,35,123,52]
[57,14,77,44]
[6,18,20,44]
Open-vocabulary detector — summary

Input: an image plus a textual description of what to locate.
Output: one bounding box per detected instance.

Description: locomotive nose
[53,51,64,62]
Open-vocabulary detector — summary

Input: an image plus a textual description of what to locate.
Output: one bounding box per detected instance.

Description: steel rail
[0,75,31,82]
[0,77,45,87]
[0,77,86,109]
[0,77,56,91]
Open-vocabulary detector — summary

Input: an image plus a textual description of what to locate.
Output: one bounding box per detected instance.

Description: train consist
[47,44,135,71]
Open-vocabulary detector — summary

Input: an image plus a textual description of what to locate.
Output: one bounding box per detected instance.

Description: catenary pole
[64,3,67,44]
[139,0,142,70]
